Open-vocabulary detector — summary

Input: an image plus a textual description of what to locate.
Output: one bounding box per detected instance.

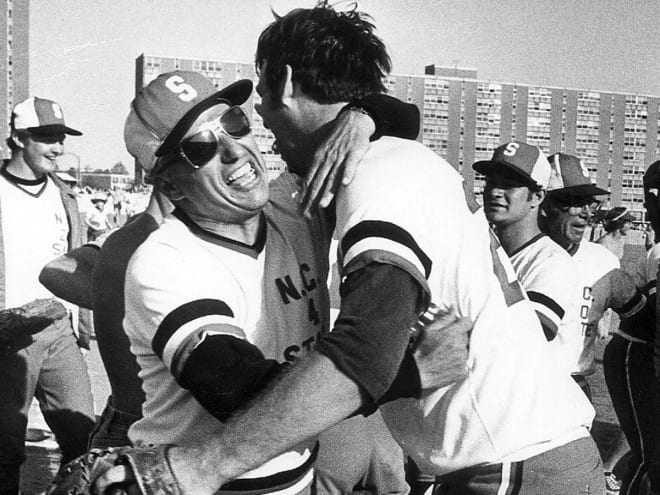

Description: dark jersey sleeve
[349,94,420,141]
[315,262,425,409]
[177,334,284,421]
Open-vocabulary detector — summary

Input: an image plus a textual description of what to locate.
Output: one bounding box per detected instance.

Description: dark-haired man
[474,141,579,355]
[0,97,95,493]
[95,7,598,495]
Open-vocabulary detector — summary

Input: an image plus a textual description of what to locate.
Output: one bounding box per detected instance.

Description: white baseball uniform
[124,173,330,491]
[332,136,594,475]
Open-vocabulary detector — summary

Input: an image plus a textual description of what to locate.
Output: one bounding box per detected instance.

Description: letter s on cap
[165,76,198,102]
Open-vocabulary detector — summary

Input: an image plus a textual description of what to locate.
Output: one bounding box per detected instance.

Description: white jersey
[0,174,69,308]
[125,173,330,483]
[337,137,593,475]
[571,241,620,375]
[510,234,581,374]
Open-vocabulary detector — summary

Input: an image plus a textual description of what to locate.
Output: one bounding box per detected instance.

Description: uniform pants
[603,334,660,494]
[0,318,95,494]
[88,395,140,449]
[314,411,409,494]
[409,436,604,495]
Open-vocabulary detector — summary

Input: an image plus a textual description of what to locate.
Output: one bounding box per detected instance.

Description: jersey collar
[172,207,267,257]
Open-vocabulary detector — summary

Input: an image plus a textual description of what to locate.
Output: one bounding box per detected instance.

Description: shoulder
[528,237,574,269]
[647,243,660,263]
[515,236,577,286]
[343,137,460,205]
[266,172,303,215]
[127,217,190,275]
[579,240,620,267]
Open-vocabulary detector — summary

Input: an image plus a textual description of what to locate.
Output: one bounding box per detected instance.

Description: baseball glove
[0,298,68,354]
[47,448,121,495]
[47,445,182,495]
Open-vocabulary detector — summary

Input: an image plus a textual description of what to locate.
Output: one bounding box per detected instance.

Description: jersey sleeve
[124,240,245,379]
[605,268,646,319]
[521,252,577,341]
[334,141,439,298]
[124,237,285,421]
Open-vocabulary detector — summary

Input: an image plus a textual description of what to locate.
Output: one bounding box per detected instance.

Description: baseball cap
[546,153,608,197]
[473,141,551,189]
[11,97,82,136]
[124,71,253,173]
[604,206,634,223]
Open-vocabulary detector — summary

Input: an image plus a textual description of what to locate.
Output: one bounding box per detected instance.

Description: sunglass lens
[221,107,251,138]
[181,131,218,167]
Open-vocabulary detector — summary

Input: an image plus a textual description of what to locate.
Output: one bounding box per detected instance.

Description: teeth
[226,163,256,186]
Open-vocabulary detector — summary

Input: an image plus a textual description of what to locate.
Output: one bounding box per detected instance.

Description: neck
[496,215,542,255]
[5,155,44,181]
[294,100,348,168]
[183,208,263,246]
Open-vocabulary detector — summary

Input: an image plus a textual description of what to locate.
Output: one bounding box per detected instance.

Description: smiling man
[120,72,329,494]
[0,97,95,493]
[540,153,645,399]
[474,142,580,354]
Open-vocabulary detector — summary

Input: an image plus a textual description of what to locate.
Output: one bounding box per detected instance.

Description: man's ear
[11,131,25,150]
[152,174,184,202]
[530,189,546,208]
[280,64,296,107]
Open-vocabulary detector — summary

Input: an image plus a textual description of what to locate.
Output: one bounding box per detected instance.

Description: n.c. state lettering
[283,332,322,363]
[275,263,318,304]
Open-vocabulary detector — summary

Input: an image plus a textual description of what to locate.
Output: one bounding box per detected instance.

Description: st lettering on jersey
[273,262,327,364]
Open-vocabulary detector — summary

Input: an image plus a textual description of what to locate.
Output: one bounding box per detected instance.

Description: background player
[474,141,579,355]
[540,152,646,490]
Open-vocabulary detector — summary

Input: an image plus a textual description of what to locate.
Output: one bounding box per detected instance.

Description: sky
[28,0,660,173]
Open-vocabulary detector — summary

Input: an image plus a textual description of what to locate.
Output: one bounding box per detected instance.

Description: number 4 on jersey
[308,298,320,325]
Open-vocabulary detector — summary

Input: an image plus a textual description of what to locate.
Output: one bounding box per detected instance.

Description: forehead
[183,103,231,139]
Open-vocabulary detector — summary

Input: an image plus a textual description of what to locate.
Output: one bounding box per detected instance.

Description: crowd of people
[1,4,659,495]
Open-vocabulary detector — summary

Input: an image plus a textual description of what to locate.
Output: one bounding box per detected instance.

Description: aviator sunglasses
[158,106,251,171]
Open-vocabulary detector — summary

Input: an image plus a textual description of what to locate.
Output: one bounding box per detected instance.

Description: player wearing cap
[600,161,660,494]
[94,8,601,495]
[0,97,96,493]
[122,72,329,493]
[597,206,636,261]
[474,142,580,358]
[540,153,645,399]
[540,153,647,492]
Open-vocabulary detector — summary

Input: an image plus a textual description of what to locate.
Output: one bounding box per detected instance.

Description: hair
[255,3,391,105]
[644,160,660,239]
[603,207,632,233]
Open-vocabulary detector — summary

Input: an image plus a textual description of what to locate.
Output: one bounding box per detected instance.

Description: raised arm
[301,94,420,215]
[39,244,101,309]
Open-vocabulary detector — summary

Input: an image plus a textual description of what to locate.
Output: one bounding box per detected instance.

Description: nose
[51,141,64,155]
[577,204,594,219]
[217,133,247,163]
[254,103,270,130]
[484,185,503,198]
